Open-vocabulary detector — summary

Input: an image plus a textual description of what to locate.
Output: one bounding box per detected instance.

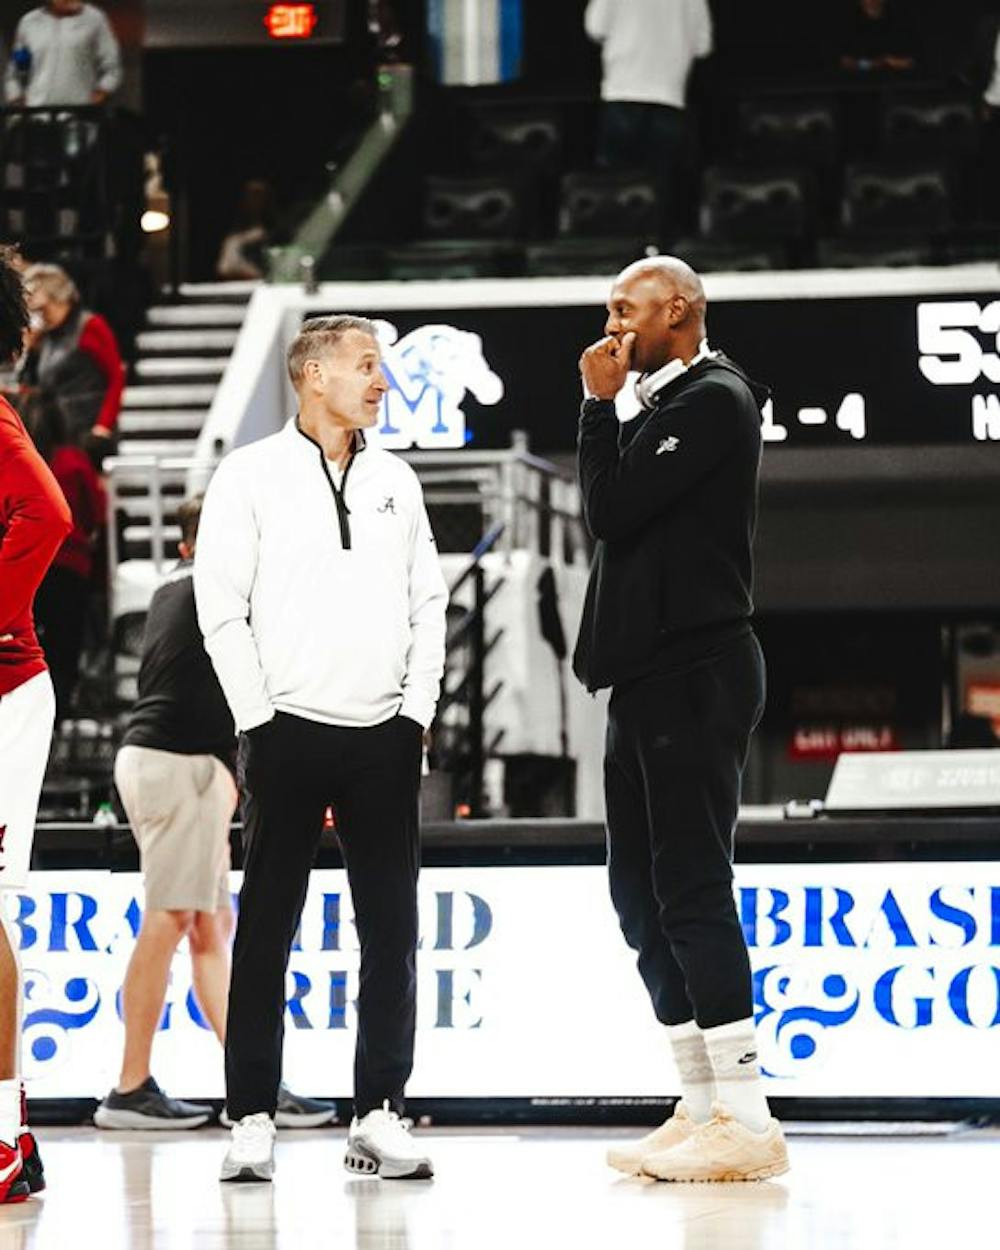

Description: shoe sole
[642,1159,790,1183]
[94,1107,211,1131]
[219,1163,274,1183]
[344,1143,433,1181]
[1,1179,30,1205]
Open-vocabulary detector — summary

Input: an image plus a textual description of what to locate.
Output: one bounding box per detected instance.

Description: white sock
[665,1020,714,1124]
[701,1017,772,1134]
[0,1080,19,1148]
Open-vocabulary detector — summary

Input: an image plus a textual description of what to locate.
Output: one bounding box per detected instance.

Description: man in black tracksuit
[575,257,789,1183]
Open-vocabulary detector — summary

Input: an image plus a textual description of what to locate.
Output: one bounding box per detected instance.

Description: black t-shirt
[121,561,236,767]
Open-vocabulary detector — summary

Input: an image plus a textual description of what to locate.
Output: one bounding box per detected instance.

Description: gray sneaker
[220,1084,338,1130]
[94,1077,213,1130]
[220,1113,276,1183]
[275,1085,337,1129]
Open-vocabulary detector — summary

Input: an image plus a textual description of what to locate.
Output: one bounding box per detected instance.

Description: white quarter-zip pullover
[194,419,448,733]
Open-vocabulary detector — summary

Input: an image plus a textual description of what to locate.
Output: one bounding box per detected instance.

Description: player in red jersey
[0,248,72,1202]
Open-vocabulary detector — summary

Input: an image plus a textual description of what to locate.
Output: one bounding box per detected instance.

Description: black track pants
[604,633,765,1029]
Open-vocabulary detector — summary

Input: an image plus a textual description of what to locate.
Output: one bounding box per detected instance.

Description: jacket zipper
[317,447,354,550]
[295,419,362,550]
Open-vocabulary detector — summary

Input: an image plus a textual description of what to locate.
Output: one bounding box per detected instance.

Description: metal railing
[405,433,586,564]
[436,523,507,818]
[0,104,112,257]
[105,434,585,598]
[266,64,414,283]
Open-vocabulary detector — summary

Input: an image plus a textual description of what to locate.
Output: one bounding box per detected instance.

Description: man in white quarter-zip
[194,315,448,1183]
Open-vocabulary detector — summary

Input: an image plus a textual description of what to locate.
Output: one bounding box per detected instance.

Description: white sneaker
[344,1102,433,1180]
[220,1113,277,1183]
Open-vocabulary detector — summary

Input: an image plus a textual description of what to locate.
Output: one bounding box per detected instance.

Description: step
[123,384,217,408]
[146,304,248,328]
[118,412,205,435]
[110,468,196,490]
[116,438,200,459]
[123,524,182,546]
[134,357,229,380]
[136,329,239,353]
[175,280,258,301]
[113,496,184,518]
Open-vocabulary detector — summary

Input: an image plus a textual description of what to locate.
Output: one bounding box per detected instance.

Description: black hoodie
[572,354,769,693]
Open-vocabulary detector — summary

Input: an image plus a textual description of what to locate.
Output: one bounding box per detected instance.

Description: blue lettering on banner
[929,887,977,946]
[23,972,100,1066]
[10,871,1000,1091]
[286,972,313,1030]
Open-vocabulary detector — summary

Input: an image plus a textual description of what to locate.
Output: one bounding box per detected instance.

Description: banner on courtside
[10,864,1000,1100]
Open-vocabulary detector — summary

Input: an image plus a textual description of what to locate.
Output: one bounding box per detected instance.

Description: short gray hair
[286,314,377,386]
[24,263,79,307]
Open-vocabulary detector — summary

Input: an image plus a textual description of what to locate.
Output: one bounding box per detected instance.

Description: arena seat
[842,162,952,234]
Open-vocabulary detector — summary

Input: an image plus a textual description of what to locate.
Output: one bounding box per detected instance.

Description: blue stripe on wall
[426,0,445,84]
[499,0,523,82]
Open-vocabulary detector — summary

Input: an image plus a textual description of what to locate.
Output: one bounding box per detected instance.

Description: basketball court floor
[0,1122,991,1247]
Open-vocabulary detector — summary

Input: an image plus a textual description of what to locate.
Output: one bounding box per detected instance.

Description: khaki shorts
[115,745,237,913]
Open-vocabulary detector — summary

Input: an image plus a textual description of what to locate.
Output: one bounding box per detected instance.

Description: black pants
[604,633,765,1030]
[596,100,689,235]
[34,565,89,722]
[226,711,423,1121]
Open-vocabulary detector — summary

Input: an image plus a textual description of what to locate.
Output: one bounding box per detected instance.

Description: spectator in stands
[28,393,104,722]
[20,263,124,464]
[969,8,1000,219]
[216,180,275,282]
[584,0,712,236]
[94,496,336,1131]
[4,1,121,108]
[838,0,918,74]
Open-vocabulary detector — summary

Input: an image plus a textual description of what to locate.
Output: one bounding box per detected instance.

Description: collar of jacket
[634,338,717,411]
[288,415,368,463]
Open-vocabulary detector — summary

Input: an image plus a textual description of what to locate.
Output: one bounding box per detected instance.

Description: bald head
[619,257,706,320]
[604,255,707,374]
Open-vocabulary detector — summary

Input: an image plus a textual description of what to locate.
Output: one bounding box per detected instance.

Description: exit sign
[265,4,318,39]
[145,1,346,49]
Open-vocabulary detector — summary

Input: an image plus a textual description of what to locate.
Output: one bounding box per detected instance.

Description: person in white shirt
[195,315,448,1184]
[5,1,121,108]
[584,0,712,235]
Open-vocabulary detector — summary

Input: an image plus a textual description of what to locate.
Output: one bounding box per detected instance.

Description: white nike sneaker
[344,1102,433,1180]
[220,1113,277,1183]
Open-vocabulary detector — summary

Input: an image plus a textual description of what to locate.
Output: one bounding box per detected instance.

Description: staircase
[113,282,254,564]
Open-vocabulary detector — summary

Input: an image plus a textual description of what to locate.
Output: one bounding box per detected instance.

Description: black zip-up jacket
[572,354,769,693]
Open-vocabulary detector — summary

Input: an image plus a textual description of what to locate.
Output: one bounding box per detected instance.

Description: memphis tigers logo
[374,321,504,450]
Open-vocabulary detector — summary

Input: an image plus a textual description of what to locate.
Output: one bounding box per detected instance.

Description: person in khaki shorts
[95,497,335,1130]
